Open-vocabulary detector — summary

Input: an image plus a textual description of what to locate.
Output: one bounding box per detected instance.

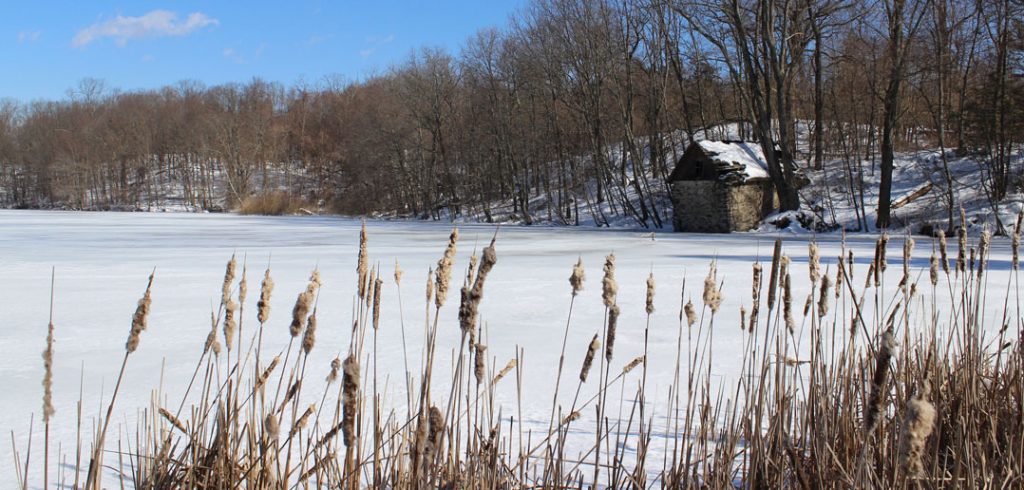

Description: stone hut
[668,140,777,233]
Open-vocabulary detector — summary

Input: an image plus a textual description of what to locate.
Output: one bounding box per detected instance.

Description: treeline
[0,0,1021,229]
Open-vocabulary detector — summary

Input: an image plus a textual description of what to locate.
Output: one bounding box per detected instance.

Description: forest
[0,0,1021,231]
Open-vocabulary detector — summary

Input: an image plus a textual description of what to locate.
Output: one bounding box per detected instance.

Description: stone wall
[671,180,775,233]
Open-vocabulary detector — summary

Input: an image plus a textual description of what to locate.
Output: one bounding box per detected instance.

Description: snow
[697,140,770,181]
[0,210,1018,487]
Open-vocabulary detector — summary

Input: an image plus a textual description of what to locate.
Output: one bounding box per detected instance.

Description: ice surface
[0,210,1017,487]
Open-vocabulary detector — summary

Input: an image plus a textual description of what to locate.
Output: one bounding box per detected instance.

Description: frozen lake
[0,210,1016,487]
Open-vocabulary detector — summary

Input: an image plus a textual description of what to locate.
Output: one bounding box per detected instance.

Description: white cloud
[222,47,245,64]
[359,33,394,59]
[17,31,42,44]
[73,10,218,48]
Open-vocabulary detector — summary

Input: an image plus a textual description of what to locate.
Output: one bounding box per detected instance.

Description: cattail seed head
[291,404,317,436]
[434,228,459,308]
[570,257,585,296]
[373,277,383,330]
[257,268,273,324]
[605,304,620,361]
[42,321,55,422]
[783,270,794,333]
[957,210,967,273]
[426,267,434,304]
[835,257,845,299]
[159,407,186,433]
[903,236,915,277]
[357,221,369,299]
[326,356,341,384]
[601,254,617,307]
[978,231,990,278]
[818,275,831,317]
[341,354,360,447]
[264,413,280,441]
[289,270,320,337]
[1013,212,1023,270]
[474,343,487,384]
[301,309,317,354]
[126,272,155,353]
[238,264,248,305]
[808,242,821,284]
[394,259,403,285]
[622,355,645,374]
[221,254,236,305]
[750,263,762,331]
[563,411,581,424]
[255,355,280,392]
[767,239,783,310]
[684,300,697,327]
[580,334,600,382]
[938,230,950,274]
[740,306,747,331]
[703,261,722,313]
[865,329,896,432]
[898,383,936,478]
[929,253,939,286]
[645,273,655,315]
[492,358,517,386]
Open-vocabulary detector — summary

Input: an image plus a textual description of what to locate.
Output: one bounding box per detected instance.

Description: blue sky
[2,1,524,102]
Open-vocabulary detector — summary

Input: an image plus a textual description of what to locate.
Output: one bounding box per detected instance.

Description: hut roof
[695,140,770,182]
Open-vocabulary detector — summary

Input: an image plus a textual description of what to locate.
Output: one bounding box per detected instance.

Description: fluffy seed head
[373,277,383,330]
[42,321,55,421]
[434,228,459,308]
[898,384,936,478]
[492,358,517,386]
[223,299,237,351]
[601,254,617,307]
[394,259,403,285]
[126,272,155,353]
[865,329,897,431]
[257,268,274,324]
[326,357,341,384]
[474,343,487,385]
[264,413,280,441]
[301,310,317,354]
[929,253,938,286]
[684,300,697,327]
[221,254,236,305]
[978,231,991,278]
[703,261,722,313]
[645,273,656,314]
[580,334,600,382]
[808,242,821,284]
[938,230,950,274]
[569,257,585,296]
[622,355,645,374]
[357,221,369,299]
[818,275,831,317]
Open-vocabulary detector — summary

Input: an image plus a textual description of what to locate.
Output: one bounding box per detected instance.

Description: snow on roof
[698,140,770,181]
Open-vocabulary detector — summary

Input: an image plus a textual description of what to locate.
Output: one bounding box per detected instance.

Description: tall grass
[12,225,1024,489]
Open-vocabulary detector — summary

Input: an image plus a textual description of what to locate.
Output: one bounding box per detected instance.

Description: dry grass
[12,227,1024,489]
[237,191,311,216]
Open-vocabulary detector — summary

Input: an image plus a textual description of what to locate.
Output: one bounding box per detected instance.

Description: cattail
[563,411,581,424]
[255,355,280,392]
[257,268,273,324]
[221,254,236,305]
[223,299,237,351]
[460,237,498,336]
[808,242,821,284]
[645,273,655,314]
[580,334,600,382]
[394,259,403,285]
[938,230,950,274]
[740,306,747,331]
[357,221,369,299]
[684,300,697,327]
[897,383,936,478]
[903,236,914,278]
[750,263,762,331]
[702,261,722,313]
[835,256,845,299]
[42,320,55,421]
[434,228,459,308]
[865,329,896,432]
[929,253,939,286]
[601,253,617,307]
[281,379,302,408]
[622,355,645,374]
[879,233,889,272]
[159,407,187,433]
[783,270,794,333]
[767,239,782,309]
[291,404,317,436]
[978,231,990,278]
[341,354,360,447]
[492,358,517,386]
[467,253,479,283]
[969,247,976,272]
[605,304,620,361]
[301,309,317,354]
[570,257,585,296]
[426,267,434,304]
[957,210,967,273]
[803,294,812,317]
[326,357,341,384]
[125,272,155,353]
[818,275,831,317]
[366,266,376,308]
[1014,213,1023,270]
[265,413,280,441]
[373,277,383,330]
[474,343,487,384]
[238,264,248,306]
[204,310,221,356]
[289,270,320,337]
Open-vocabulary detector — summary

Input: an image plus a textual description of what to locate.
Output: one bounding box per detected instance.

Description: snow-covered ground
[1,210,1018,487]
